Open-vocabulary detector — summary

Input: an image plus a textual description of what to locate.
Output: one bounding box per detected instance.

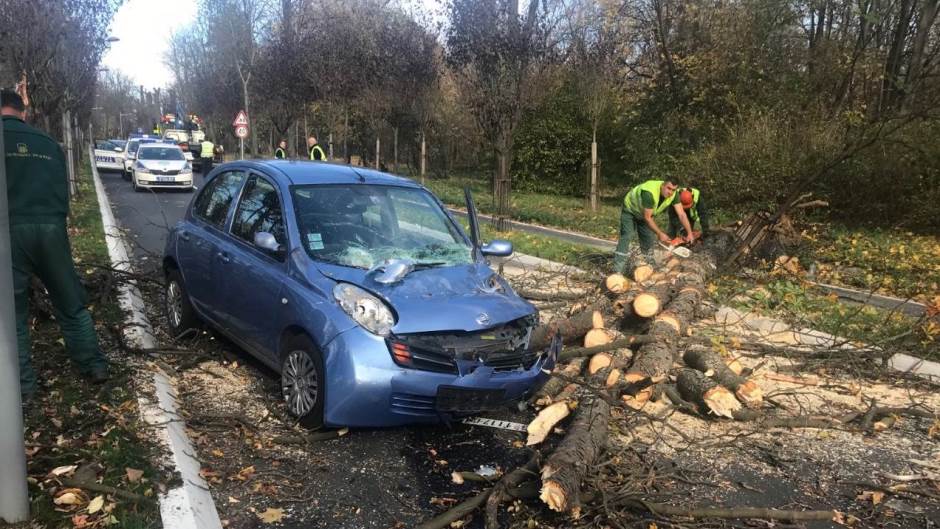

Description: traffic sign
[232,110,249,127]
[235,125,249,139]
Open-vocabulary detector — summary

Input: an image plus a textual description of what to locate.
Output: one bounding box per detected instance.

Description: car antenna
[349,166,367,183]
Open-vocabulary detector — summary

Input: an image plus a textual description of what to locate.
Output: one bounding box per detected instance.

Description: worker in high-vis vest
[274,139,287,159]
[200,139,215,173]
[612,179,693,275]
[307,136,326,161]
[668,187,710,239]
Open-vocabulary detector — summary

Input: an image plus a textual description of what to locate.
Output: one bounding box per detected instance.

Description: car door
[218,172,289,360]
[177,170,247,323]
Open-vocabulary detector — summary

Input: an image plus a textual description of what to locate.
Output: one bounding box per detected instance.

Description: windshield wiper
[412,261,447,269]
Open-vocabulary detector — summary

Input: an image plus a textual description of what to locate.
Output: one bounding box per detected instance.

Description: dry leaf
[54,490,84,506]
[125,468,144,483]
[87,495,105,514]
[228,496,240,504]
[51,465,78,477]
[71,514,89,528]
[257,507,285,524]
[235,465,256,481]
[211,449,225,457]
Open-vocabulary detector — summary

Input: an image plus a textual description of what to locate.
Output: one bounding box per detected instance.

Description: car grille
[149,180,190,186]
[150,169,181,175]
[389,315,538,374]
[390,393,436,416]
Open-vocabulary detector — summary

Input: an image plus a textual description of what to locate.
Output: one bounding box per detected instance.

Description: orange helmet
[679,188,694,208]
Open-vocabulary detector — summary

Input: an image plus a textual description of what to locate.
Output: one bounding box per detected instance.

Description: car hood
[313,261,535,334]
[138,159,187,170]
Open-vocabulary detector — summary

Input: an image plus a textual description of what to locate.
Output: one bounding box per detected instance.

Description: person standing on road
[200,138,215,173]
[274,139,287,159]
[2,90,109,400]
[612,179,693,275]
[307,136,326,161]
[668,187,710,240]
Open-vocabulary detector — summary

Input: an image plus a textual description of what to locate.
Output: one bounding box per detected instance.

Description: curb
[89,149,223,529]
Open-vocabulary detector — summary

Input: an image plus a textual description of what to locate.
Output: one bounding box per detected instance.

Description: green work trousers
[612,207,655,275]
[11,222,107,396]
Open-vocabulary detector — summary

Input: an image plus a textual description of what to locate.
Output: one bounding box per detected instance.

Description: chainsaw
[658,233,700,258]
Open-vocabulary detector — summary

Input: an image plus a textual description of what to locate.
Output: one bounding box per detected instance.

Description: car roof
[138,142,180,149]
[226,160,424,188]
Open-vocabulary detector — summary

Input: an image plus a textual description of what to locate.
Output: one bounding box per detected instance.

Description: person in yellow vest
[199,139,215,173]
[274,139,287,159]
[668,187,710,240]
[612,179,693,275]
[307,136,326,161]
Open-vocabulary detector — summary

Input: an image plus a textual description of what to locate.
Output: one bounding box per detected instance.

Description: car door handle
[218,252,231,264]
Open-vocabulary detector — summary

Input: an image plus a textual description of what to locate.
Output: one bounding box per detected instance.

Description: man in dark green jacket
[2,90,108,399]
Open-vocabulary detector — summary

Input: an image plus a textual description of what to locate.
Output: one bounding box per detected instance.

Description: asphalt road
[98,167,205,271]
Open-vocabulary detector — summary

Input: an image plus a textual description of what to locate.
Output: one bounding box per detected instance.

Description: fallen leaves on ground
[257,507,286,523]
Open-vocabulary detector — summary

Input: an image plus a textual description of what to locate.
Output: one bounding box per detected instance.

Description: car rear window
[138,147,185,161]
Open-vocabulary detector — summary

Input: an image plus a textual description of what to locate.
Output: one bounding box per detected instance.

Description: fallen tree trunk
[676,368,742,418]
[683,348,763,407]
[539,392,609,516]
[531,358,587,405]
[530,298,612,351]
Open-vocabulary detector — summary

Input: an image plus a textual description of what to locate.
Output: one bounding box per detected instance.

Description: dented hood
[313,261,535,334]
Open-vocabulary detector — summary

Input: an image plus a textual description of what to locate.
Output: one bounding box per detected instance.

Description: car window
[231,176,286,252]
[138,147,185,161]
[291,184,470,269]
[95,140,115,150]
[192,171,247,229]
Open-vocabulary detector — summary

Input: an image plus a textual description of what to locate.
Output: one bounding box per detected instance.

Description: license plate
[96,156,114,163]
[435,386,506,413]
[157,176,175,182]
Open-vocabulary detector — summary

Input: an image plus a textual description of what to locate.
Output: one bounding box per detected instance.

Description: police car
[93,140,125,172]
[131,143,194,192]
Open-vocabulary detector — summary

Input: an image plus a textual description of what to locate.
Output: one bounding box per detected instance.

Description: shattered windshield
[291,184,472,269]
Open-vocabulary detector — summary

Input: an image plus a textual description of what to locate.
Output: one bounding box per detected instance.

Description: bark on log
[621,319,681,407]
[531,358,586,405]
[539,393,609,516]
[683,348,763,407]
[557,335,653,362]
[676,368,742,418]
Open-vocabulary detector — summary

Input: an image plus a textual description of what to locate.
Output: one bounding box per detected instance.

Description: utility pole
[0,114,31,524]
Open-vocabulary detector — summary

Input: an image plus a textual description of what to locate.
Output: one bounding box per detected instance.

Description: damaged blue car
[162,160,555,428]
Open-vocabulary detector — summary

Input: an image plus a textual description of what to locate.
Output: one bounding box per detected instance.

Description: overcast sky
[102,0,440,90]
[102,0,197,89]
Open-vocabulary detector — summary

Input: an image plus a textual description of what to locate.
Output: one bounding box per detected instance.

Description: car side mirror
[114,147,122,152]
[254,232,282,254]
[480,239,513,257]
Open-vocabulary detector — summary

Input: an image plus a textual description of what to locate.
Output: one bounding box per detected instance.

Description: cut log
[633,280,675,318]
[683,348,763,407]
[557,335,654,362]
[527,401,571,446]
[591,311,605,330]
[584,328,612,348]
[605,274,630,294]
[553,383,579,403]
[530,298,612,351]
[588,353,612,375]
[530,358,586,405]
[676,368,742,418]
[633,264,654,283]
[540,393,609,516]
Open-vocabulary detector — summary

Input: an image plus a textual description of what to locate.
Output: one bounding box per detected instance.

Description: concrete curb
[90,150,222,529]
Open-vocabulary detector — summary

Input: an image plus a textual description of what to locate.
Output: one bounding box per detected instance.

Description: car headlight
[182,163,193,174]
[135,162,149,173]
[333,283,395,336]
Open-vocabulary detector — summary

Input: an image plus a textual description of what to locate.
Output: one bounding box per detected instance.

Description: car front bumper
[135,172,194,188]
[321,326,555,427]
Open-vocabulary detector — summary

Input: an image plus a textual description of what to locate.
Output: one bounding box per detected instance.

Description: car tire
[281,335,325,429]
[122,170,131,181]
[165,268,199,337]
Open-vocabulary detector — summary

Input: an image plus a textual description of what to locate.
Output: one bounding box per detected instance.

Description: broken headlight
[333,283,396,336]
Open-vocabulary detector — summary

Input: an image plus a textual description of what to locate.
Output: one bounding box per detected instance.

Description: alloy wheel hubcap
[282,350,318,417]
[166,281,183,328]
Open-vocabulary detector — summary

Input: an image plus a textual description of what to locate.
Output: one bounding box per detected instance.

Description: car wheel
[165,268,199,337]
[122,170,131,181]
[281,335,325,429]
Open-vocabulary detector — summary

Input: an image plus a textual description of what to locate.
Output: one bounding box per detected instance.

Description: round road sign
[235,125,249,138]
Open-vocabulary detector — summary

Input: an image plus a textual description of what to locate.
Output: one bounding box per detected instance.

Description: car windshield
[127,140,140,153]
[138,147,184,161]
[292,184,472,269]
[110,140,126,149]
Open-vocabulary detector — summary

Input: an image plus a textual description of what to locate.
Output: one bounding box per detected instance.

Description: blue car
[162,161,555,428]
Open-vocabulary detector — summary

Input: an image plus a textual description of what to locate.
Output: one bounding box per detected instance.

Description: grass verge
[23,161,164,528]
